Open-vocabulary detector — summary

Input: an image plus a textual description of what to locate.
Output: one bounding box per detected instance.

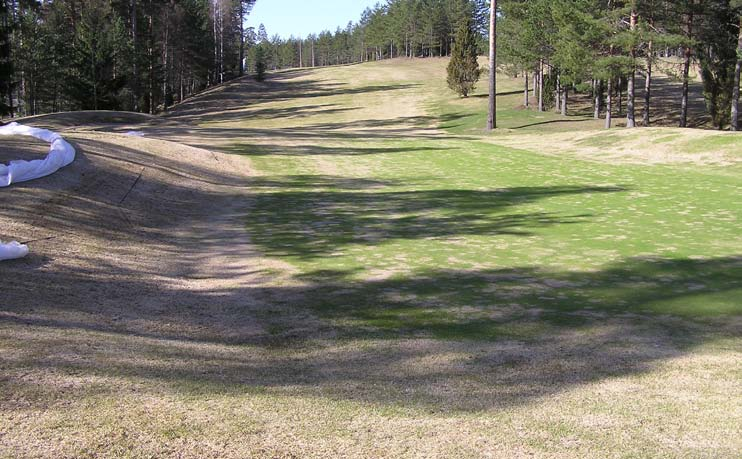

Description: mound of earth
[0,116,274,342]
[16,110,159,130]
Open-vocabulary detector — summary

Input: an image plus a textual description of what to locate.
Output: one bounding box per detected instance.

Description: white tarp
[1,122,76,261]
[0,240,29,260]
[0,122,76,187]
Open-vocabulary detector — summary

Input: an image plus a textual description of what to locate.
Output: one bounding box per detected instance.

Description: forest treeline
[0,0,489,118]
[2,1,742,130]
[253,0,742,130]
[498,0,742,129]
[247,0,489,71]
[0,0,257,116]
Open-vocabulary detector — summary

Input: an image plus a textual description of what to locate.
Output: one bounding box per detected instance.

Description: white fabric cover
[0,240,29,261]
[1,122,75,261]
[0,122,76,187]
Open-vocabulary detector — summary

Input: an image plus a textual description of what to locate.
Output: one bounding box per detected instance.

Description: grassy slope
[2,58,740,458]
[229,60,741,320]
[203,59,740,455]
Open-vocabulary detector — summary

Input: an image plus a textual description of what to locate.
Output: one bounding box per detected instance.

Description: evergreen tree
[3,0,741,130]
[731,0,742,130]
[254,44,266,81]
[66,0,129,110]
[487,0,497,129]
[447,17,480,97]
[696,0,738,129]
[257,23,268,43]
[0,0,13,116]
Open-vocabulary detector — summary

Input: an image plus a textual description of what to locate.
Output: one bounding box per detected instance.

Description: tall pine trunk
[594,79,601,119]
[524,71,529,107]
[179,54,184,102]
[131,0,139,111]
[561,85,567,116]
[731,16,742,131]
[218,2,224,83]
[643,38,653,126]
[148,0,154,113]
[605,78,613,129]
[680,47,691,127]
[487,0,497,130]
[239,1,245,76]
[626,7,637,128]
[538,60,544,112]
[627,73,636,127]
[680,5,694,128]
[161,4,170,110]
[212,0,217,85]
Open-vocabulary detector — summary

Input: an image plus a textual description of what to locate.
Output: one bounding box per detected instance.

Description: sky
[248,0,380,39]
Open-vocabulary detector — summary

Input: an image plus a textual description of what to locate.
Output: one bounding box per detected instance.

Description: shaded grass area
[246,183,622,258]
[1,254,738,408]
[298,256,741,342]
[238,136,741,323]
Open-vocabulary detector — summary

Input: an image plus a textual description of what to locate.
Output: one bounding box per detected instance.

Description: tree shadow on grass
[138,113,465,150]
[0,154,738,412]
[510,118,598,130]
[1,255,739,413]
[173,103,359,125]
[297,258,742,340]
[244,184,627,260]
[223,143,454,157]
[164,74,421,124]
[1,144,738,416]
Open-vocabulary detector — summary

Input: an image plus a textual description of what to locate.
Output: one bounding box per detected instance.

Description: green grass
[683,132,742,153]
[216,62,742,454]
[231,62,741,338]
[245,144,740,334]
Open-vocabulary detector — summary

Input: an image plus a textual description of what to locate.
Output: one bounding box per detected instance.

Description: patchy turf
[1,58,740,458]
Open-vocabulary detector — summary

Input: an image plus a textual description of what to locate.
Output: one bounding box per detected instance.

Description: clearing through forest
[1,58,740,458]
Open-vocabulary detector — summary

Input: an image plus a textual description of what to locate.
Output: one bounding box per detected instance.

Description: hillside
[0,115,260,343]
[1,58,740,458]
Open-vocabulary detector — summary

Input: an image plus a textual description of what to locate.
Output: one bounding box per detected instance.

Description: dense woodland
[497,0,742,130]
[0,0,257,116]
[2,0,742,130]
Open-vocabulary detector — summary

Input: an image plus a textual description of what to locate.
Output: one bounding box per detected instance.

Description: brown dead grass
[489,126,742,166]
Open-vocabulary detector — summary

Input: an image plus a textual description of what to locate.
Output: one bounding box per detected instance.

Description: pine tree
[447,17,480,97]
[66,0,129,110]
[732,0,742,130]
[254,44,266,81]
[0,0,13,117]
[257,23,268,43]
[487,0,497,129]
